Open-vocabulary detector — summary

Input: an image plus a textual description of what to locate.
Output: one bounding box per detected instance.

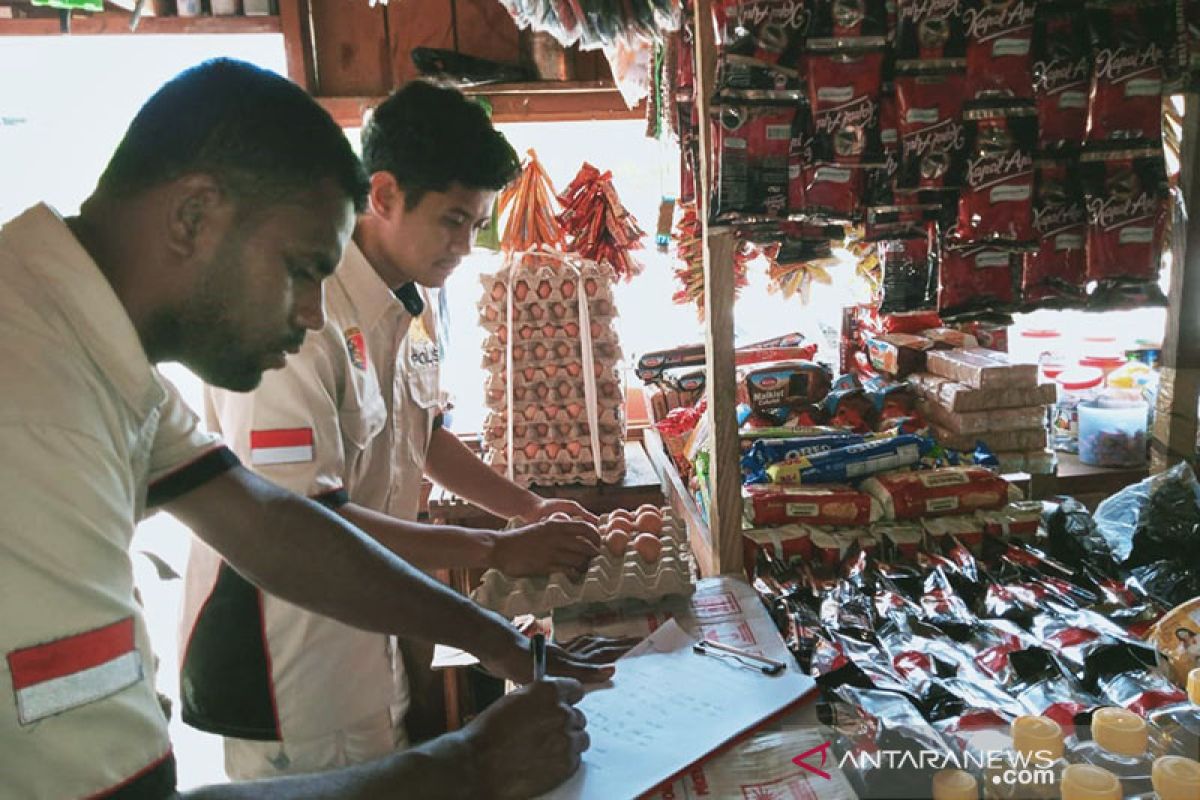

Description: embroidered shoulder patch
[344,327,367,370]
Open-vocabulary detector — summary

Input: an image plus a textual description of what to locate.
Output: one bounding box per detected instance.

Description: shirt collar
[3,204,165,417]
[335,237,413,329]
[393,282,425,316]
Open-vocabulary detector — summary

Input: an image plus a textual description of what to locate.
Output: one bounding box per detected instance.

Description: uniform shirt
[180,238,443,744]
[0,204,235,798]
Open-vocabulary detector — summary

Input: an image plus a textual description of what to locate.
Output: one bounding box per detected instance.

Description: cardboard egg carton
[470,512,693,616]
[477,296,617,327]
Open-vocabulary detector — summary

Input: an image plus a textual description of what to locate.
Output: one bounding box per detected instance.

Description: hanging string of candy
[498,149,563,253]
[496,0,681,50]
[556,162,647,281]
[669,202,750,317]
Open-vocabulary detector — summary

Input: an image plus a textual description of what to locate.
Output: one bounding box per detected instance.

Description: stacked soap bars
[478,151,627,485]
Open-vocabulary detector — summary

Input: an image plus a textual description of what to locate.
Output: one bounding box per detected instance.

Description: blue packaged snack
[742,433,869,483]
[766,434,935,484]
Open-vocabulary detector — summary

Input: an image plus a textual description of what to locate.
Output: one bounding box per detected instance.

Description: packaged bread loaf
[910,372,1058,412]
[861,466,1014,520]
[931,424,1049,453]
[918,401,1048,435]
[925,348,1038,390]
[866,334,935,378]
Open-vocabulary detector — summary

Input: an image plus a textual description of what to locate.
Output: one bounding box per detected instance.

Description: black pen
[531,632,547,682]
[693,639,786,675]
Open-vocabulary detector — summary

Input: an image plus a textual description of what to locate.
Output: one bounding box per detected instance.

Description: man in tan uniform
[181,81,604,778]
[0,59,608,799]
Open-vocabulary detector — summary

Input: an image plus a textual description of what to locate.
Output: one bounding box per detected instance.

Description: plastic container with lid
[1146,667,1200,762]
[986,715,1066,799]
[1151,755,1200,800]
[1068,707,1153,796]
[1013,329,1066,367]
[1052,368,1104,454]
[1078,395,1149,467]
[1060,764,1122,800]
[932,769,978,800]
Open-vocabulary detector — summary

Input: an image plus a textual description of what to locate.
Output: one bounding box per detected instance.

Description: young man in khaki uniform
[0,60,610,800]
[181,81,605,779]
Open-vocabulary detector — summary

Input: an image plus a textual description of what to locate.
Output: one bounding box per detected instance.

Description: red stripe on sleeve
[8,617,135,689]
[250,428,314,449]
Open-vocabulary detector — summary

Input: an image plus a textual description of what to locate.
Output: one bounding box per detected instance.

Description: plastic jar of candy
[1079,393,1149,468]
[1052,367,1103,454]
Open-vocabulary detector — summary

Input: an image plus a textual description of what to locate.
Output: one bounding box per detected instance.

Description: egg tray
[477,297,617,325]
[469,513,693,616]
[482,453,626,486]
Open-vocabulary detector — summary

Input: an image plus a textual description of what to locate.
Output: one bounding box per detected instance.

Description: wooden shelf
[0,12,281,36]
[317,80,643,128]
[643,428,717,577]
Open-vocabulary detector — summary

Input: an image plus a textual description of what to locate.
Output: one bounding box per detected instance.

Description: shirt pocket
[340,365,388,453]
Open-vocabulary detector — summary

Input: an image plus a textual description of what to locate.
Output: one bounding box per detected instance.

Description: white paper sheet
[536,618,816,800]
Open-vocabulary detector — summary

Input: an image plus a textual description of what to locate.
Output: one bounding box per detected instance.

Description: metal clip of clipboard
[692,639,786,676]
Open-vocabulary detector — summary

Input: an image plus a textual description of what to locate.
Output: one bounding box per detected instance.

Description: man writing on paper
[0,59,603,799]
[181,80,607,779]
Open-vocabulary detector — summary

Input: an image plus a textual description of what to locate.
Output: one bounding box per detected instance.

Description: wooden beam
[309,0,390,97]
[277,0,315,92]
[692,0,742,576]
[385,0,455,87]
[318,82,641,128]
[0,12,280,35]
[1152,91,1200,470]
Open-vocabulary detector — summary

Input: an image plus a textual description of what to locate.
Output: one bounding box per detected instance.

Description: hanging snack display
[557,162,647,282]
[478,151,627,486]
[665,0,1180,319]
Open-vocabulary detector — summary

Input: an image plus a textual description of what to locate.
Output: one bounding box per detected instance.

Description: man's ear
[367,171,405,220]
[165,174,229,259]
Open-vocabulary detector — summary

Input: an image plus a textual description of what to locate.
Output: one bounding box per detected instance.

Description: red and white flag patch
[7,617,143,725]
[250,428,315,465]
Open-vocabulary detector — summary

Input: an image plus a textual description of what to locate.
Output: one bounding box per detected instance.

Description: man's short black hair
[361,80,520,208]
[96,58,368,212]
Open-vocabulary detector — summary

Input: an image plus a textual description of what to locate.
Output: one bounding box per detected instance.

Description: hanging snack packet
[1079,145,1169,287]
[937,244,1022,320]
[878,222,938,313]
[787,99,815,213]
[962,0,1036,99]
[805,37,888,165]
[711,101,798,222]
[895,66,969,194]
[1085,1,1173,142]
[896,0,967,61]
[810,0,890,38]
[1023,157,1087,309]
[716,0,809,91]
[865,92,902,205]
[950,103,1036,245]
[1032,4,1091,149]
[804,162,867,220]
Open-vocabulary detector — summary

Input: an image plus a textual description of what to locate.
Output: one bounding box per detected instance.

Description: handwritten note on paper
[537,619,816,800]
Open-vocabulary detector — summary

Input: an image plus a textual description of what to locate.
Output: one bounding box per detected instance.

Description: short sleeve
[148,374,223,483]
[205,332,347,501]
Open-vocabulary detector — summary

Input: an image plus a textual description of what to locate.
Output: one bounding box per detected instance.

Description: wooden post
[278,0,315,92]
[692,0,743,575]
[1151,92,1200,471]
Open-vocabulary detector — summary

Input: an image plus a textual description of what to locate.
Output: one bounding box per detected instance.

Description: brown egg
[566,402,583,419]
[512,387,527,402]
[634,510,663,534]
[537,280,553,299]
[593,299,611,316]
[555,343,572,359]
[557,383,573,400]
[496,326,508,344]
[565,362,582,377]
[591,321,605,338]
[529,304,545,321]
[532,343,548,361]
[484,305,499,322]
[514,281,529,302]
[550,302,567,319]
[518,325,535,341]
[600,383,617,399]
[545,442,561,459]
[566,441,582,457]
[535,384,550,400]
[543,363,558,377]
[585,278,598,297]
[607,508,633,522]
[635,504,661,516]
[522,405,539,421]
[541,323,556,339]
[605,530,629,557]
[633,532,662,562]
[606,516,635,535]
[544,404,560,420]
[564,322,580,338]
[561,280,577,299]
[548,511,571,522]
[534,423,550,438]
[523,442,540,459]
